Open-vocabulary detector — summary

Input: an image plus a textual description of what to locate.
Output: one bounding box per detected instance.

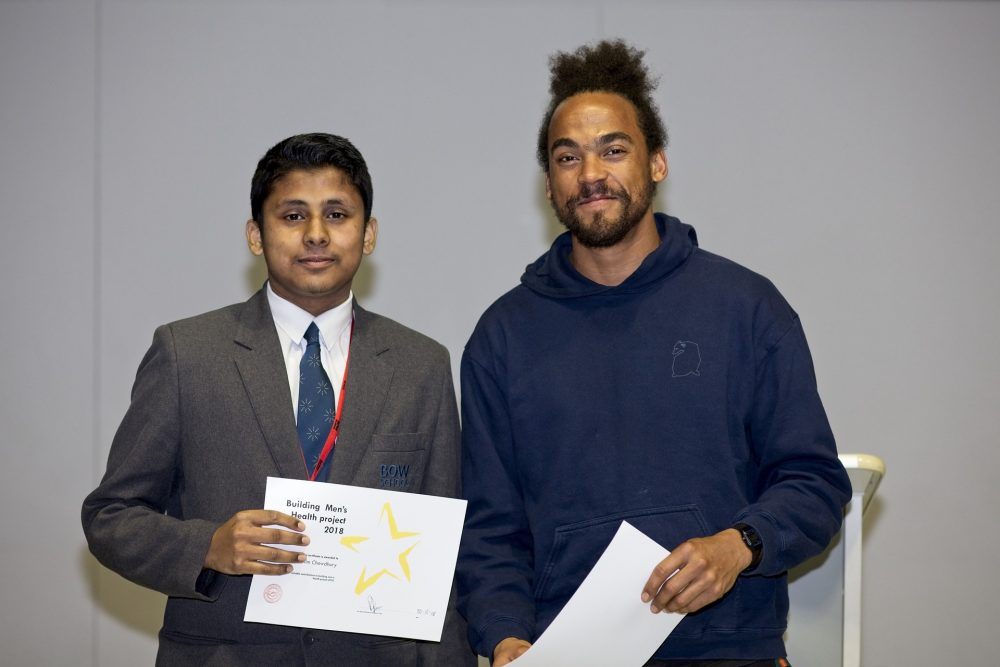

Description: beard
[551,177,656,248]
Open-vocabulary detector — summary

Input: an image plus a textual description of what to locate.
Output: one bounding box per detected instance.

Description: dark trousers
[644,660,788,667]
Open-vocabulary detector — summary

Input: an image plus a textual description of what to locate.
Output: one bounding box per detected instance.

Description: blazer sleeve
[81,324,219,599]
[419,354,462,499]
[417,353,478,666]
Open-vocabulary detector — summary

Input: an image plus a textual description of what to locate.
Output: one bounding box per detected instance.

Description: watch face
[737,524,761,550]
[735,524,763,571]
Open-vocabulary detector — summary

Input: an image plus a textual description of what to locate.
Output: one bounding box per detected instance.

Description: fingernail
[297,553,306,562]
[301,535,311,545]
[297,522,306,530]
[641,592,651,603]
[650,605,660,614]
[285,565,293,573]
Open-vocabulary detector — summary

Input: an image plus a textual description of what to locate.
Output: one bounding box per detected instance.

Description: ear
[650,149,668,183]
[362,217,378,256]
[545,173,553,201]
[246,219,264,256]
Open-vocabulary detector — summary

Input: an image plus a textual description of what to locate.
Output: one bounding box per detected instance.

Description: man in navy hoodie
[457,40,851,666]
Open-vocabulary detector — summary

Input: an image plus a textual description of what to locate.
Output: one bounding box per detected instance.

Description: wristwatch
[733,522,763,572]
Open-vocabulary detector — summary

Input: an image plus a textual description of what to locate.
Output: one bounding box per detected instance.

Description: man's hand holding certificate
[244,477,467,642]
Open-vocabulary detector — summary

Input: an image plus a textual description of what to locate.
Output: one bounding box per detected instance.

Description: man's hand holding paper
[205,509,309,576]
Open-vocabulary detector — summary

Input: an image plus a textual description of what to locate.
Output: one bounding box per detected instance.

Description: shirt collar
[266,282,353,350]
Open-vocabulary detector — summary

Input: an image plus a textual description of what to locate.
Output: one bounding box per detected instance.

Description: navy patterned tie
[297,323,335,477]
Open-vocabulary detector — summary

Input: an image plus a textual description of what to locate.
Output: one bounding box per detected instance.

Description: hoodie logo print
[671,341,701,377]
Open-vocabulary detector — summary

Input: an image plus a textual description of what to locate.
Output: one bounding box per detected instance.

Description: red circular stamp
[263,584,283,604]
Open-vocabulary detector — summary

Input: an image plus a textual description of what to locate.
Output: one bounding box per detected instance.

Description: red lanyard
[307,317,354,481]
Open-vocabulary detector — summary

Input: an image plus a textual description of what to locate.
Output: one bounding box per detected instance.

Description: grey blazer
[82,289,474,666]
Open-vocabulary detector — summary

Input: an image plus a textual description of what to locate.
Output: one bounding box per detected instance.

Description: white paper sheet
[511,521,685,666]
[243,477,467,641]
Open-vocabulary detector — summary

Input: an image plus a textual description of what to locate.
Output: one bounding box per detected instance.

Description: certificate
[244,476,467,642]
[512,521,685,666]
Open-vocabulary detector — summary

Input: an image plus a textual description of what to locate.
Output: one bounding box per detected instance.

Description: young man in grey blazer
[83,133,474,666]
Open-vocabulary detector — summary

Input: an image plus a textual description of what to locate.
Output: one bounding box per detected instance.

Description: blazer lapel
[326,302,393,484]
[232,289,308,480]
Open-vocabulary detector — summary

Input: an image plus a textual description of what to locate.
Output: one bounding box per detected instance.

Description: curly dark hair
[536,39,668,171]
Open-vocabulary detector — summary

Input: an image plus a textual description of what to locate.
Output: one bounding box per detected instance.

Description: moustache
[566,182,631,210]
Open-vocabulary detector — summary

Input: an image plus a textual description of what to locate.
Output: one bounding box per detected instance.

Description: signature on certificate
[358,594,383,615]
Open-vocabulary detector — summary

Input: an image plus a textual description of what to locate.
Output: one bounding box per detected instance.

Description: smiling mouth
[298,256,337,267]
[574,194,619,207]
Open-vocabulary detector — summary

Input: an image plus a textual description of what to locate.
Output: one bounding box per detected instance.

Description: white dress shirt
[265,283,353,423]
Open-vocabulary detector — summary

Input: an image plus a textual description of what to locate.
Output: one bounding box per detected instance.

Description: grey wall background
[2,0,998,665]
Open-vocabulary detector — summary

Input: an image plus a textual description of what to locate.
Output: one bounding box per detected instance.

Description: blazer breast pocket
[354,433,429,492]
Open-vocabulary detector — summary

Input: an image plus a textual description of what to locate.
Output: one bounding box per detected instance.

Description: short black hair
[537,39,668,171]
[250,132,374,225]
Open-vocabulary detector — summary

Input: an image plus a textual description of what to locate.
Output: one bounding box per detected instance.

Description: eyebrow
[550,137,580,152]
[550,131,636,153]
[275,198,354,208]
[596,131,635,147]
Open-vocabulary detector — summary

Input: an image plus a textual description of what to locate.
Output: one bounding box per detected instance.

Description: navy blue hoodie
[457,214,851,660]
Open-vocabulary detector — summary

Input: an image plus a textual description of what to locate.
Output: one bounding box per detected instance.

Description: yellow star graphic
[340,502,421,595]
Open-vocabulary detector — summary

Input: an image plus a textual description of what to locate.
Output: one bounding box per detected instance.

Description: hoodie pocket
[533,504,710,604]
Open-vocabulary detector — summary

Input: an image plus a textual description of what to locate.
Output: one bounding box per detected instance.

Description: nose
[303,215,329,246]
[578,153,606,185]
